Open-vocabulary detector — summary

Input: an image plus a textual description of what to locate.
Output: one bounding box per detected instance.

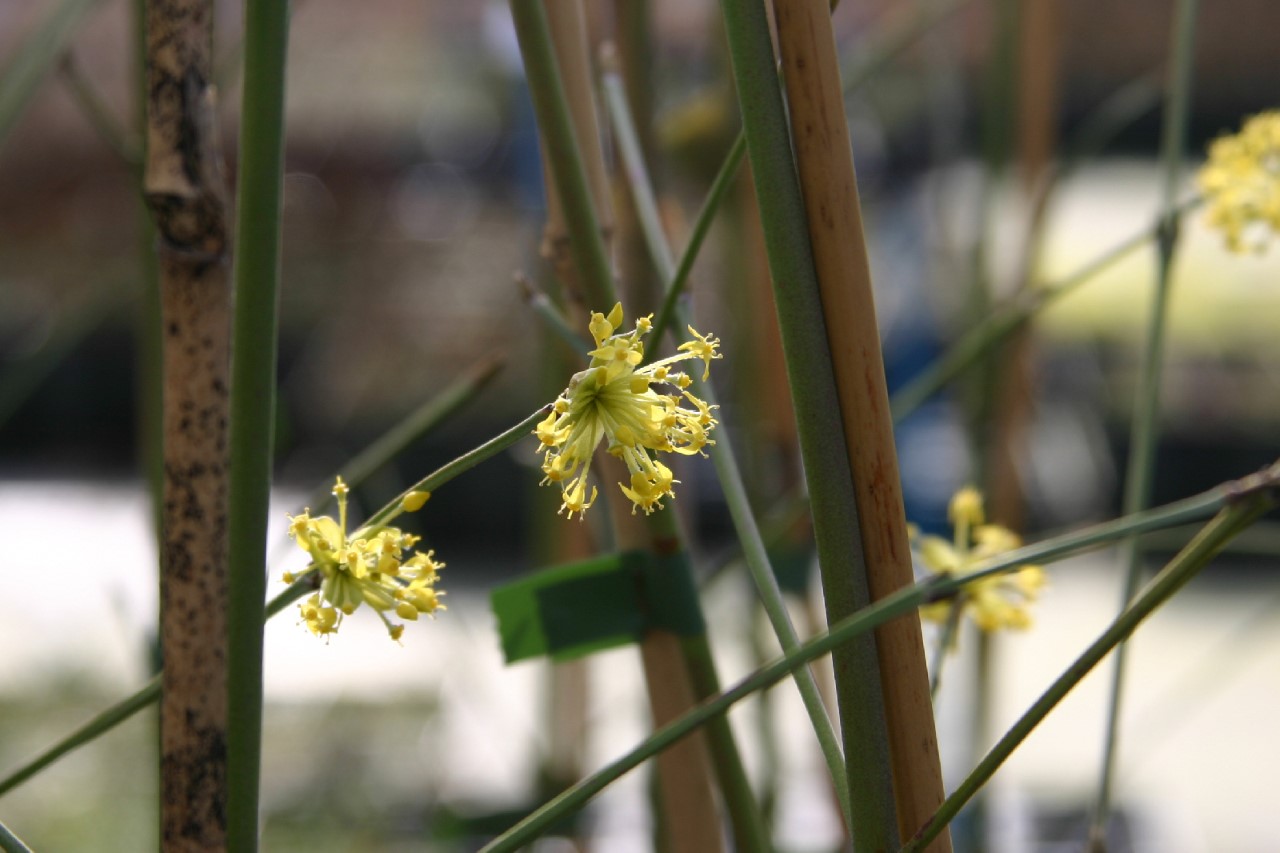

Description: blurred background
[2,0,1279,850]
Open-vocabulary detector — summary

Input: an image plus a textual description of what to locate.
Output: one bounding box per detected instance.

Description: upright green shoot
[1090,2,1199,847]
[225,0,290,847]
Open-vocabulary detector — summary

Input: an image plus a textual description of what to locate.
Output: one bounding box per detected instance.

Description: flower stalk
[1091,2,1199,845]
[224,0,290,844]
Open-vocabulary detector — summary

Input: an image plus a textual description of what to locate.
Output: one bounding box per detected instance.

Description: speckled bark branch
[143,0,231,848]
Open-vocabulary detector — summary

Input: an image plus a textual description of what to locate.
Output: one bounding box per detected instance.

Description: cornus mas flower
[1197,110,1280,253]
[536,303,721,519]
[283,477,445,641]
[913,486,1045,634]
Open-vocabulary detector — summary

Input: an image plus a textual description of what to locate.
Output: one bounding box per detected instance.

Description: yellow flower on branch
[536,303,721,519]
[914,486,1045,634]
[283,477,445,640]
[1197,110,1280,253]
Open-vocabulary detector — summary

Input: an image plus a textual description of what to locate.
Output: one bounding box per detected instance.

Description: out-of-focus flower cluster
[914,487,1045,634]
[284,477,445,641]
[1197,110,1280,253]
[536,303,720,519]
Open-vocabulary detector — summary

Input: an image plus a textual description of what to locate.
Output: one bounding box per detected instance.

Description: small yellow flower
[914,487,1045,635]
[285,477,446,640]
[536,303,721,518]
[1197,110,1280,253]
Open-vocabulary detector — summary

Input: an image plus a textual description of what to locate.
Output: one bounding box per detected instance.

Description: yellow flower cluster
[915,487,1045,633]
[284,477,445,640]
[536,303,721,519]
[1197,110,1280,253]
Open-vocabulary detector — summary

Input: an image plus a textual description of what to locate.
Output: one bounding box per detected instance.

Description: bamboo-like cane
[142,0,231,847]
[771,2,950,848]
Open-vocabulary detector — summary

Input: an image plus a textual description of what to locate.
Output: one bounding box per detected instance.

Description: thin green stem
[889,196,1203,423]
[905,495,1272,852]
[1122,585,1280,776]
[225,0,291,845]
[0,0,103,150]
[1091,1,1199,845]
[955,468,1273,582]
[602,31,851,827]
[0,674,161,798]
[8,461,1271,805]
[303,356,504,515]
[593,62,769,844]
[481,573,948,853]
[0,578,314,802]
[649,134,746,348]
[720,0,897,846]
[928,602,963,698]
[0,285,117,431]
[0,408,548,798]
[519,274,588,352]
[701,489,809,584]
[649,0,972,350]
[703,417,852,827]
[507,0,616,312]
[500,452,1261,853]
[0,819,33,853]
[57,55,140,165]
[600,70,668,278]
[364,406,551,530]
[641,499,770,853]
[678,632,773,853]
[841,0,975,99]
[1058,70,1162,171]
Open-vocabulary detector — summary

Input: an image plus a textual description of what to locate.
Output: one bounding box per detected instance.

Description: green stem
[481,572,950,853]
[720,0,897,846]
[8,460,1273,805]
[601,68,674,289]
[0,674,161,799]
[642,504,770,853]
[303,356,504,515]
[225,0,290,846]
[0,819,33,853]
[679,633,772,853]
[841,0,975,99]
[705,420,853,827]
[0,0,103,150]
[889,196,1203,423]
[364,406,551,530]
[0,577,314,802]
[57,55,140,165]
[648,133,746,349]
[0,286,116,431]
[601,29,851,827]
[1090,1,1199,845]
[519,275,588,352]
[928,602,964,698]
[649,0,972,350]
[507,0,616,312]
[905,495,1271,852]
[0,407,551,799]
